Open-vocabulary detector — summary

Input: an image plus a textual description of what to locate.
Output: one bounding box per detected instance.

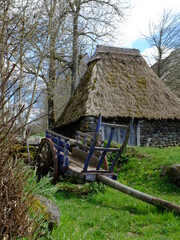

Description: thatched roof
[56,45,180,127]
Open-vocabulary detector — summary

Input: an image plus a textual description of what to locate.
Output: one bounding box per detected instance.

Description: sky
[116,0,180,64]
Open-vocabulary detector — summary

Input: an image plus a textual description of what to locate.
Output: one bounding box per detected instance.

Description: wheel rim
[37,138,58,184]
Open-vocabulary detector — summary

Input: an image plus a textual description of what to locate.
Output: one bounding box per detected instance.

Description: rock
[167,164,180,187]
[37,195,60,230]
[27,137,42,145]
[160,166,169,177]
[15,136,42,146]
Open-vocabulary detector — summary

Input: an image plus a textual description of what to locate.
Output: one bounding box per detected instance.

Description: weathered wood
[75,135,101,146]
[46,129,69,141]
[76,131,102,141]
[72,148,100,168]
[76,131,94,140]
[68,154,100,173]
[101,122,128,129]
[75,135,94,146]
[95,147,120,152]
[98,175,180,214]
[75,142,102,157]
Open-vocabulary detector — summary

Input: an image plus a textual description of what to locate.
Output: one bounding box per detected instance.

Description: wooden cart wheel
[37,138,58,184]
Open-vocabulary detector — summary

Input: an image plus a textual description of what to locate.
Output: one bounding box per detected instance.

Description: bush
[0,136,31,238]
[0,78,46,239]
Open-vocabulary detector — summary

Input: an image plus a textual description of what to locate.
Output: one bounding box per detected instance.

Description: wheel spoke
[37,138,58,184]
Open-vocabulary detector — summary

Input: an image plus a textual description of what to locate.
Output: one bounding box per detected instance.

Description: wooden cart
[37,116,180,214]
[37,115,133,184]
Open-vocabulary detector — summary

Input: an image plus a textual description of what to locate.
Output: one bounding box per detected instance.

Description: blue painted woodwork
[44,117,133,179]
[101,121,137,146]
[109,118,134,172]
[46,130,70,172]
[83,117,134,173]
[83,115,102,171]
[96,127,115,170]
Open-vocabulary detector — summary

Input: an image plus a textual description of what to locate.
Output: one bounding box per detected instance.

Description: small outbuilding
[55,45,180,147]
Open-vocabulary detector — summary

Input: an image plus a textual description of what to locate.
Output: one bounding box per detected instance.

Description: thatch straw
[56,46,180,127]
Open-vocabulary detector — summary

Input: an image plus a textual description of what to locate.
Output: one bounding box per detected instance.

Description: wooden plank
[76,131,94,140]
[69,155,85,168]
[75,135,94,146]
[68,154,97,173]
[69,162,83,173]
[46,135,70,148]
[72,148,100,168]
[76,131,101,141]
[46,130,69,141]
[101,122,128,129]
[75,142,102,157]
[83,170,109,173]
[95,147,120,152]
[75,135,101,147]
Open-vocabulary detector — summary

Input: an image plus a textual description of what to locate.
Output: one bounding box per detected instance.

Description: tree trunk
[71,5,80,94]
[0,0,8,119]
[48,90,55,130]
[48,22,56,130]
[19,4,25,134]
[98,175,180,214]
[157,47,162,78]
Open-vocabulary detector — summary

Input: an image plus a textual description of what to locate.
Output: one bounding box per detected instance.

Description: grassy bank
[48,147,180,239]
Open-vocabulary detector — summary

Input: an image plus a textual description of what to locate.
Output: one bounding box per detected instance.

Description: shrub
[0,72,46,239]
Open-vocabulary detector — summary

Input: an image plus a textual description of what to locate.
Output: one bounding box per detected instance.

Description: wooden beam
[76,131,101,140]
[95,147,120,152]
[72,148,100,168]
[101,123,128,129]
[46,130,69,141]
[98,175,180,214]
[75,135,93,146]
[75,142,102,157]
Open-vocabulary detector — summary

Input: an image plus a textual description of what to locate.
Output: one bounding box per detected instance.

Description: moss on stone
[13,144,37,162]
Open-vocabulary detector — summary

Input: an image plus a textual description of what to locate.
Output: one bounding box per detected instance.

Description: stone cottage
[54,45,180,147]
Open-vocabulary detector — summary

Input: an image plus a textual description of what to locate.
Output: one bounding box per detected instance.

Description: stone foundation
[139,119,180,147]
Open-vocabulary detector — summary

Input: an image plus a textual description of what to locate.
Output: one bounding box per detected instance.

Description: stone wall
[55,116,133,142]
[55,117,180,147]
[139,119,180,147]
[54,116,97,138]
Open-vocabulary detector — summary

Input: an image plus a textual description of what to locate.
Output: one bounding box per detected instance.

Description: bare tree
[22,0,70,130]
[1,0,130,130]
[144,9,180,77]
[0,0,43,129]
[0,0,28,120]
[67,0,130,94]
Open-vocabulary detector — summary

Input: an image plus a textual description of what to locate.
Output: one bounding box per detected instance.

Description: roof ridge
[89,45,141,64]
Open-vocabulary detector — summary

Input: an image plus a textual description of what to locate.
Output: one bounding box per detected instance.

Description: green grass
[49,147,180,239]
